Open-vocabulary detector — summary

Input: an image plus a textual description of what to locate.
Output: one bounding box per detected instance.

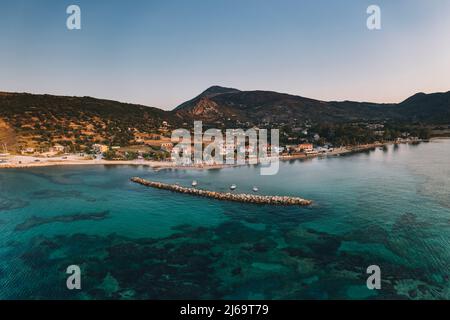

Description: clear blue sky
[1,0,449,109]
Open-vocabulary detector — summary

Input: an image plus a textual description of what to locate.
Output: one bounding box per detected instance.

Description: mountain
[173,86,241,123]
[174,86,240,112]
[397,91,450,122]
[0,87,449,152]
[174,86,450,124]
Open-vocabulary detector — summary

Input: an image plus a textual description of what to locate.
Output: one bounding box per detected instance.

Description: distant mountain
[174,86,450,124]
[397,91,450,122]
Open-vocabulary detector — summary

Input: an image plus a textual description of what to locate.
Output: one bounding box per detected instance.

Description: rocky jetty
[131,177,312,206]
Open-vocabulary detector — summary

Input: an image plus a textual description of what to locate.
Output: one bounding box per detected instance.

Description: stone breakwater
[131,177,312,206]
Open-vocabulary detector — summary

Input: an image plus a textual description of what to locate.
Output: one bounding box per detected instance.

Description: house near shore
[92,144,109,154]
[21,147,35,155]
[273,146,285,154]
[305,150,319,156]
[161,142,174,152]
[316,146,328,153]
[49,144,65,153]
[297,143,314,152]
[285,145,297,153]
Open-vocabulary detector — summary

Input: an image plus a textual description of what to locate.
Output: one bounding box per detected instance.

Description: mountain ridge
[174,86,450,124]
[1,86,449,152]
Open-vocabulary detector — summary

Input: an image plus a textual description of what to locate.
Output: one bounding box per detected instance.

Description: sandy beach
[0,155,175,169]
[0,154,239,170]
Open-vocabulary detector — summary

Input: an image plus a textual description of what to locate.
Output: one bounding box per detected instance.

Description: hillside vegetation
[0,93,174,152]
[0,87,449,154]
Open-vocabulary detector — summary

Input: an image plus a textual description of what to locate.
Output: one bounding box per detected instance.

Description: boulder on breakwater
[130,177,312,206]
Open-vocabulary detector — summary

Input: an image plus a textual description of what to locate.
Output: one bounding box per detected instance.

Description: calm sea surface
[1,140,449,299]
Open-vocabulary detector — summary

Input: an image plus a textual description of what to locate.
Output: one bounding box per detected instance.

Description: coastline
[0,157,238,171]
[430,136,450,141]
[0,140,436,170]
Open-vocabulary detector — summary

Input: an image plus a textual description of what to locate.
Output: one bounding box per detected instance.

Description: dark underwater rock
[15,211,110,231]
[30,189,97,202]
[0,197,29,212]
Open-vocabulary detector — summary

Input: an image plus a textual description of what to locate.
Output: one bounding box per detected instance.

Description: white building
[50,144,65,153]
[92,144,109,153]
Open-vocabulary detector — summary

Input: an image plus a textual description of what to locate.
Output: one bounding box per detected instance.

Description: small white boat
[252,186,259,192]
[192,180,198,187]
[229,184,237,191]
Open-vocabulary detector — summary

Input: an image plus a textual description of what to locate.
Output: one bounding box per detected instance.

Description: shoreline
[0,158,238,170]
[430,136,450,141]
[0,139,439,170]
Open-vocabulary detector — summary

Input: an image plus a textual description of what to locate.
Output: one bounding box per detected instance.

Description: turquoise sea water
[0,140,449,299]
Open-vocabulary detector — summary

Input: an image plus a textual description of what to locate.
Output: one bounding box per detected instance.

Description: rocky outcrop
[131,177,312,206]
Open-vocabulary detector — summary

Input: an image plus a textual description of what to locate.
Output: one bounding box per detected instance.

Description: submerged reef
[6,218,448,300]
[30,189,97,202]
[15,211,110,231]
[0,197,29,212]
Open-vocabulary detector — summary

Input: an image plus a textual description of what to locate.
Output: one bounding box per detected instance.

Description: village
[0,119,425,168]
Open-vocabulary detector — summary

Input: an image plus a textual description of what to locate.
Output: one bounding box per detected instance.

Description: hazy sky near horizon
[1,0,450,109]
